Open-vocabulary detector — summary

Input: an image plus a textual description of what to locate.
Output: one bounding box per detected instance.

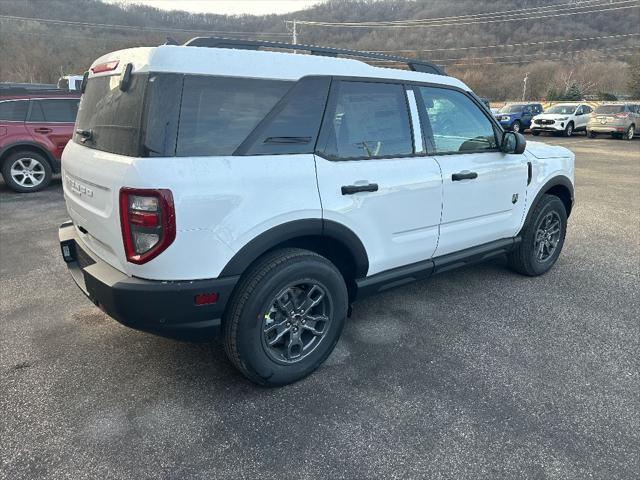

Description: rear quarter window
[176,76,293,157]
[0,100,28,121]
[29,99,79,122]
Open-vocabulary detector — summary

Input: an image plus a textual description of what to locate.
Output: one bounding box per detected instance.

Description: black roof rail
[183,37,447,76]
[0,87,79,97]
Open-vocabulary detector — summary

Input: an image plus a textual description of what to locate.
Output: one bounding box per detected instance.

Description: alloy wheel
[261,282,332,364]
[534,211,562,262]
[10,158,46,188]
[628,125,635,140]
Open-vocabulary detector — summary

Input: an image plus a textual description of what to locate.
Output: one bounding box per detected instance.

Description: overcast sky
[103,0,325,16]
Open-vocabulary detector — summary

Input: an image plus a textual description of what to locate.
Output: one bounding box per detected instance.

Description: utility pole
[292,19,297,45]
[522,72,529,101]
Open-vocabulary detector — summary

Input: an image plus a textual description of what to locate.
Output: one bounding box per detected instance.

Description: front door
[315,80,442,276]
[415,86,528,257]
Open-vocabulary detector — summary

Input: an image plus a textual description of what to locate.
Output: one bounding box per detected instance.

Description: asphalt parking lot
[1,135,638,479]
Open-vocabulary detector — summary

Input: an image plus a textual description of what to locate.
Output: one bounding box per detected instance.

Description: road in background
[1,136,638,479]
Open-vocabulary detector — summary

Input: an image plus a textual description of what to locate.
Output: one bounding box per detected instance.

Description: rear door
[314,79,443,276]
[26,98,79,160]
[0,99,30,148]
[415,86,528,257]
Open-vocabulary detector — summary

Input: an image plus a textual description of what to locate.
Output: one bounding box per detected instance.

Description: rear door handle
[34,128,52,134]
[452,171,478,181]
[341,183,378,195]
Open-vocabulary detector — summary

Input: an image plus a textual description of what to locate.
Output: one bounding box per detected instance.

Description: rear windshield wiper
[75,128,93,143]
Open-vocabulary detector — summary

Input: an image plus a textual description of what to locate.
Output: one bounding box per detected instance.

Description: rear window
[75,74,147,156]
[0,100,28,121]
[176,76,292,157]
[595,105,625,114]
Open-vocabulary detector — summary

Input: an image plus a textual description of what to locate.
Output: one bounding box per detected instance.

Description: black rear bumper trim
[59,221,238,341]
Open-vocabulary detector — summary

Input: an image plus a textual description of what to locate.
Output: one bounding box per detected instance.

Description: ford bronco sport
[59,38,575,386]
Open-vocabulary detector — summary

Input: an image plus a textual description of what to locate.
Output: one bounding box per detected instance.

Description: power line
[437,45,639,64]
[0,15,291,37]
[294,2,640,28]
[446,50,637,67]
[293,0,616,26]
[371,33,640,53]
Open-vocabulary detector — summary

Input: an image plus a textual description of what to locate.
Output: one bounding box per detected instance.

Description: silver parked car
[587,103,639,140]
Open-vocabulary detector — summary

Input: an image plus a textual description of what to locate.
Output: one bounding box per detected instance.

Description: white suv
[531,103,593,137]
[59,38,575,386]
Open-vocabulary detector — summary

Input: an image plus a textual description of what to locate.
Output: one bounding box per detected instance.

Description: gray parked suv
[587,103,639,140]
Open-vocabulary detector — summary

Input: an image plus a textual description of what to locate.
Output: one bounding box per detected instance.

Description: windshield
[499,104,525,113]
[546,105,577,114]
[595,105,625,114]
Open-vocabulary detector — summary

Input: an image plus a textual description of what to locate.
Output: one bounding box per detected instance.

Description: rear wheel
[588,131,597,138]
[508,195,567,276]
[1,150,52,193]
[223,248,348,386]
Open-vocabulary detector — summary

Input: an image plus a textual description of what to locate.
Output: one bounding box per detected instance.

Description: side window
[417,86,498,154]
[36,99,79,122]
[523,105,533,115]
[320,81,413,160]
[0,100,28,121]
[575,106,584,116]
[176,76,292,157]
[28,101,45,122]
[240,76,331,156]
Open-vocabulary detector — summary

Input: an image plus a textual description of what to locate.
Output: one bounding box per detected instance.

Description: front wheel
[223,248,348,386]
[508,195,567,276]
[564,122,574,137]
[1,151,52,193]
[625,125,635,140]
[511,121,522,133]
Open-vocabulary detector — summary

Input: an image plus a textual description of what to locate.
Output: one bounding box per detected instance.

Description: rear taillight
[119,188,175,264]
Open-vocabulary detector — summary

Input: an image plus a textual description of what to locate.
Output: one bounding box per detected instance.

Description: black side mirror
[502,131,526,154]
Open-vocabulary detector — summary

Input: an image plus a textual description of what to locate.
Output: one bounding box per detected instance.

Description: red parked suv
[0,89,80,192]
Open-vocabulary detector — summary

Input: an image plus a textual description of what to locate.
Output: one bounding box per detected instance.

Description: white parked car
[59,38,575,386]
[531,103,593,137]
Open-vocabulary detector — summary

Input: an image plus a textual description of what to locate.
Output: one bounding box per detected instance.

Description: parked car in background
[587,103,639,140]
[0,89,80,192]
[495,103,543,133]
[530,103,593,137]
[57,75,85,91]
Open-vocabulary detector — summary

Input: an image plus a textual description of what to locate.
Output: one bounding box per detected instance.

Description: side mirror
[502,131,526,154]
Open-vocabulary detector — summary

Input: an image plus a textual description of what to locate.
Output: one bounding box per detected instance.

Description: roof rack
[183,37,447,76]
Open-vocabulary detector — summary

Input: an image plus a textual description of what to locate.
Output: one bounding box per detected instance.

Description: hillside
[1,0,638,100]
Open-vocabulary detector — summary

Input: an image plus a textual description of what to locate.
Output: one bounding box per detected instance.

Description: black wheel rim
[261,282,332,364]
[534,211,562,262]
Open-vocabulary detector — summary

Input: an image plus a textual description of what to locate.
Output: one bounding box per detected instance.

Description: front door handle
[452,171,478,181]
[341,183,378,195]
[34,128,52,134]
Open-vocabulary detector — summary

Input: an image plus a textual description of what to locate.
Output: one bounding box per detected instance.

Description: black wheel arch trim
[0,141,58,171]
[524,175,574,228]
[219,219,369,278]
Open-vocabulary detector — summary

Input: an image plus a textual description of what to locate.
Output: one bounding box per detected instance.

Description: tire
[564,122,574,137]
[588,131,597,138]
[625,125,635,140]
[508,195,567,276]
[223,248,348,386]
[531,131,540,136]
[511,120,522,133]
[1,150,52,193]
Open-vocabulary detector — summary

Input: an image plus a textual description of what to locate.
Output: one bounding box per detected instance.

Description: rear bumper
[587,125,628,134]
[59,221,238,340]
